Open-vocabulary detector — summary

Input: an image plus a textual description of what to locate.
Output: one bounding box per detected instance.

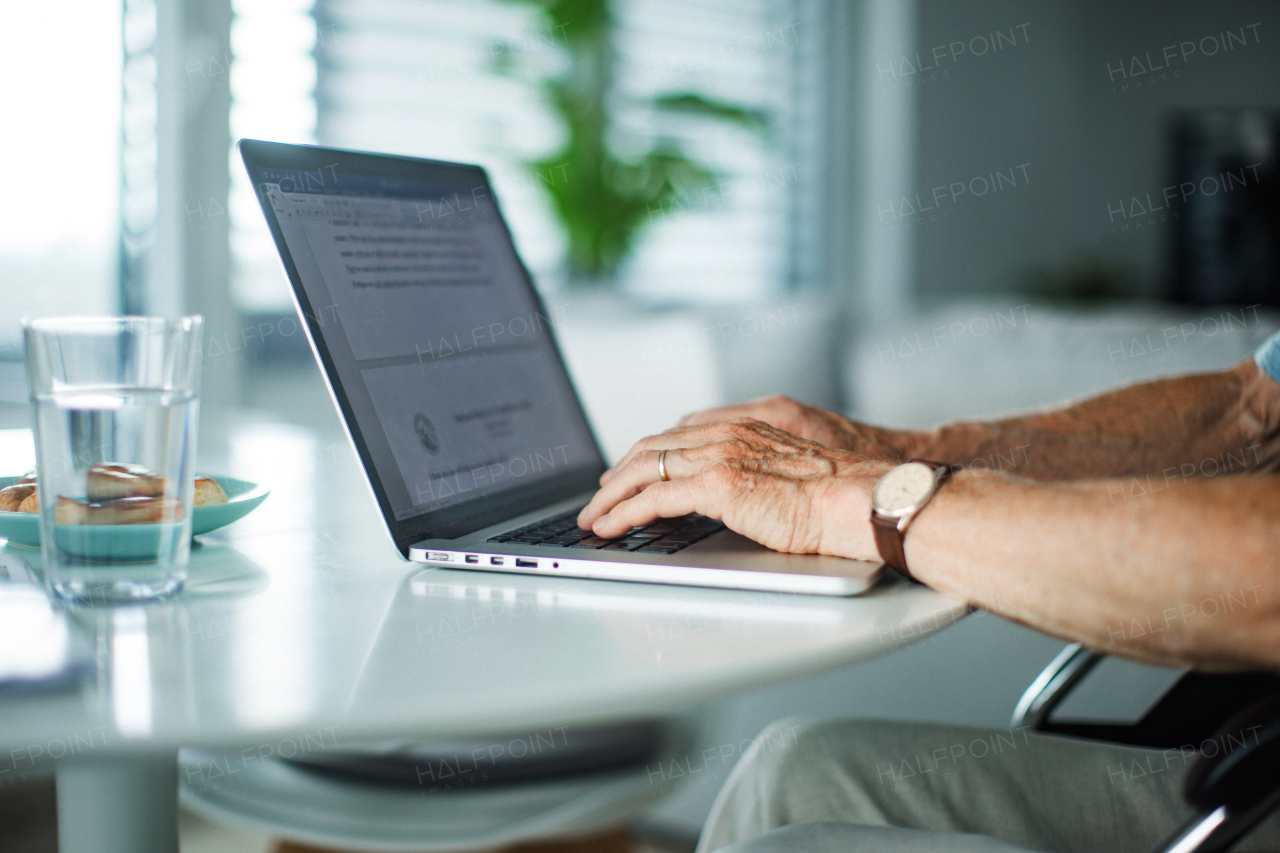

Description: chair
[710,643,1280,853]
[1157,694,1280,853]
[1014,643,1280,853]
[1012,643,1280,749]
[179,571,703,851]
[180,718,698,851]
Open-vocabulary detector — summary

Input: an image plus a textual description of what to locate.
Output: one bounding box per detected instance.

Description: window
[228,0,818,312]
[312,0,566,292]
[229,0,318,313]
[0,1,121,351]
[611,0,811,301]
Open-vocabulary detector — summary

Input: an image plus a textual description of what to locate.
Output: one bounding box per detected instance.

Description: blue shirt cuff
[1255,331,1280,385]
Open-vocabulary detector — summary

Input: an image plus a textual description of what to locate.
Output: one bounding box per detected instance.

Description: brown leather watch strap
[871,513,910,579]
[871,460,957,582]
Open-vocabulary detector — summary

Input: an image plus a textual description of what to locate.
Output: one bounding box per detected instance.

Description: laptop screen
[239,141,604,552]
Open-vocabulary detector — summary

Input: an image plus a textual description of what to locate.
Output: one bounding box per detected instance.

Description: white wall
[909,0,1280,300]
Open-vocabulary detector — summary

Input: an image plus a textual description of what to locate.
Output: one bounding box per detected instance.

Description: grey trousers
[697,718,1280,853]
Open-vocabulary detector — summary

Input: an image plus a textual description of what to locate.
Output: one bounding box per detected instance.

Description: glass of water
[24,316,204,603]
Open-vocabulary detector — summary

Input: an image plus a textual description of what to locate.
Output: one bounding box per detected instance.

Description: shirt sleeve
[1255,331,1280,385]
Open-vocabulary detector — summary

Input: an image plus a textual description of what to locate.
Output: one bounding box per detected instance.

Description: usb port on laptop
[490,556,504,566]
[515,558,537,568]
[465,555,479,564]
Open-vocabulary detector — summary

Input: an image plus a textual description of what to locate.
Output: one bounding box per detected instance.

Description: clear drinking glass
[24,316,203,603]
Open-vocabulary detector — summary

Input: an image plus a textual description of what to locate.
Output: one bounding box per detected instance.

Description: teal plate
[0,476,269,550]
[53,521,187,562]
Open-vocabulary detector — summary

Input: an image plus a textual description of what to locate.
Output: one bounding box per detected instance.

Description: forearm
[900,360,1280,480]
[586,400,1280,669]
[902,470,1280,669]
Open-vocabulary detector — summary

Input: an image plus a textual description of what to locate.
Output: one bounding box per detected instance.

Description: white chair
[180,570,701,851]
[180,718,696,851]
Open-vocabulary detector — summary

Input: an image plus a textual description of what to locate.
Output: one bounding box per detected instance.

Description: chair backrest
[1154,695,1280,853]
[1016,643,1280,749]
[1017,645,1280,853]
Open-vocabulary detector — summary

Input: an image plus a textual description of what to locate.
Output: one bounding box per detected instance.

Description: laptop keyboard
[487,509,726,555]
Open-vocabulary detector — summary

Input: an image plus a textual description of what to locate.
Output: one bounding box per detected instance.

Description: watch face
[873,462,937,514]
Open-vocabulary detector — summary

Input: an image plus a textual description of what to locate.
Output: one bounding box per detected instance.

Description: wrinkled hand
[670,395,917,464]
[579,418,889,559]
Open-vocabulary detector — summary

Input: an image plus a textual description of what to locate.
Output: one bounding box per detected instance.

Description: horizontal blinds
[611,0,807,300]
[314,0,567,287]
[232,0,815,308]
[228,0,317,312]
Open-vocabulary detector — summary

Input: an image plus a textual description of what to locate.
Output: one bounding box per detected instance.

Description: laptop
[239,140,885,596]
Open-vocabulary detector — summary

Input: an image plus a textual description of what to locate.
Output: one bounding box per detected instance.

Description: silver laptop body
[241,139,884,597]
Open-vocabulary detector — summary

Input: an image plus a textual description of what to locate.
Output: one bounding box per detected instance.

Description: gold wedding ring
[658,448,670,482]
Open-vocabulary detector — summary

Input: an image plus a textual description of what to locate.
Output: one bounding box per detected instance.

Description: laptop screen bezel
[238,139,608,555]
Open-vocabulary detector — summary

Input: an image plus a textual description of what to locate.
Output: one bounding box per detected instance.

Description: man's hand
[673,395,916,462]
[579,418,889,559]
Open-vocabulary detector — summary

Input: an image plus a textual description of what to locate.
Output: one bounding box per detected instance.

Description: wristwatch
[870,459,957,580]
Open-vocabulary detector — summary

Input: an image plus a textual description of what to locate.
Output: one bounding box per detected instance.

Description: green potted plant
[495,0,769,286]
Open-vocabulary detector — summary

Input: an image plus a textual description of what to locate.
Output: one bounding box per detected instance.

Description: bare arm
[582,424,1280,670]
[911,359,1280,480]
[670,358,1280,481]
[886,472,1280,670]
[581,363,1280,669]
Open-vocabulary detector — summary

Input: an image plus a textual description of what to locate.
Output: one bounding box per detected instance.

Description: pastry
[7,466,225,520]
[194,476,228,506]
[86,463,167,501]
[54,495,183,526]
[0,484,34,512]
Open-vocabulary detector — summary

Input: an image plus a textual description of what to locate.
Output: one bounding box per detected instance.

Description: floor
[0,775,682,853]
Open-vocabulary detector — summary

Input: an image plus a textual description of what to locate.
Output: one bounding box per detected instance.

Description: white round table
[0,424,967,853]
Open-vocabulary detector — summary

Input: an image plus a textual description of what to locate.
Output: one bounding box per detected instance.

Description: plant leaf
[651,93,770,132]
